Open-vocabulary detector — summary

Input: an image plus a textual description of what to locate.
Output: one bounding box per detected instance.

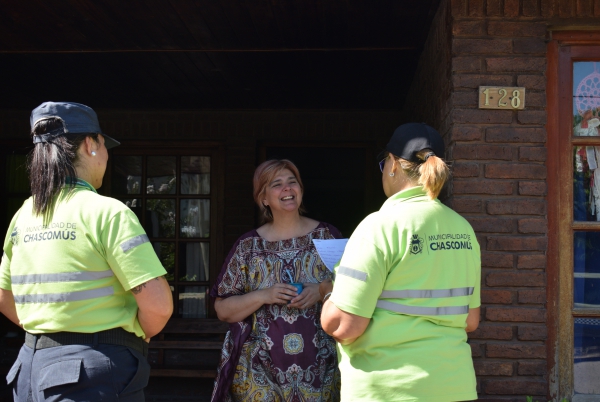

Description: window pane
[152,242,175,281]
[178,243,209,281]
[111,156,142,195]
[6,155,29,193]
[574,318,600,395]
[573,62,600,137]
[147,156,176,195]
[574,232,600,308]
[573,146,600,222]
[180,200,210,238]
[118,198,143,222]
[179,286,207,318]
[146,199,176,238]
[181,156,210,195]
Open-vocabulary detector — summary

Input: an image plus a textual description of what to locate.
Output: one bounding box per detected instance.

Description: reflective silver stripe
[120,234,149,252]
[14,286,114,304]
[337,266,367,282]
[376,300,469,316]
[12,271,114,284]
[380,287,474,299]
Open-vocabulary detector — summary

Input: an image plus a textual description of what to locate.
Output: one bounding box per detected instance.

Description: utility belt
[25,327,148,357]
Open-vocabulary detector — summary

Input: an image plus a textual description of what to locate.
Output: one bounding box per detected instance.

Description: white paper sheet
[312,238,349,272]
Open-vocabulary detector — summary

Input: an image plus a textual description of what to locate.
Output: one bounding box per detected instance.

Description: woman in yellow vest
[0,102,173,401]
[320,123,481,401]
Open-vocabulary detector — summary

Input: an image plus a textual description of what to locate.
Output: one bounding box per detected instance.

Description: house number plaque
[478,86,525,110]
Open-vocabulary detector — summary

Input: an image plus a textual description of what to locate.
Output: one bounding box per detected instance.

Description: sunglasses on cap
[379,157,387,173]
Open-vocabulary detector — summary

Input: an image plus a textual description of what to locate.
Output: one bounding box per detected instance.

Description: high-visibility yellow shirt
[0,179,166,338]
[331,186,480,402]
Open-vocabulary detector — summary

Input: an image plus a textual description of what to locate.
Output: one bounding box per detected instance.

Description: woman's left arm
[321,299,370,345]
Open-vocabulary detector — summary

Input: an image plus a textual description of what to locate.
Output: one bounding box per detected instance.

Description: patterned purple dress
[210,223,341,402]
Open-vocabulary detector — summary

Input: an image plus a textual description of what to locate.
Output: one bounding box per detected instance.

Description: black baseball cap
[30,101,120,149]
[386,123,445,163]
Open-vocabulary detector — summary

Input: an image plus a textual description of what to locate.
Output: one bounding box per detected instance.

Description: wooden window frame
[547,32,600,401]
[107,141,225,321]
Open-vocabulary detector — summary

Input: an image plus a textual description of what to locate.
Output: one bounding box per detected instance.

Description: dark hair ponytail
[28,118,97,216]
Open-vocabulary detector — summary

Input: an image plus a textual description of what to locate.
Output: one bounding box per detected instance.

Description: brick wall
[405,0,599,400]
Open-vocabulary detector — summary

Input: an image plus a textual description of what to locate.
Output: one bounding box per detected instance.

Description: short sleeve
[0,212,19,291]
[469,235,482,309]
[101,209,166,291]
[210,237,249,300]
[329,217,387,319]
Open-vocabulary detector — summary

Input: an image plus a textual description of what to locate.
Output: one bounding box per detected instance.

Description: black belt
[25,328,148,357]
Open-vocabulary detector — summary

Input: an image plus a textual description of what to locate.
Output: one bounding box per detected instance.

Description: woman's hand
[289,282,321,309]
[260,283,300,305]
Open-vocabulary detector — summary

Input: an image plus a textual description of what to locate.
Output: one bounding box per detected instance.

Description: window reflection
[146,199,176,238]
[181,156,210,195]
[180,200,210,238]
[111,156,142,195]
[179,243,209,281]
[179,286,207,318]
[574,319,600,395]
[147,156,176,195]
[574,232,600,309]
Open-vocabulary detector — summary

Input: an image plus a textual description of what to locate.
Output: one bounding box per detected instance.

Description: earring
[389,172,394,177]
[91,151,96,156]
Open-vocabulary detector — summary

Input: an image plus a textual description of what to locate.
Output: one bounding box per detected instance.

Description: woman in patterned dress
[210,159,341,402]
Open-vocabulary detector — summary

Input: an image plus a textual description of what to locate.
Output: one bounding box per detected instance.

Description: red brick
[540,0,555,16]
[517,74,546,90]
[454,144,513,160]
[453,39,512,54]
[518,325,548,340]
[595,0,600,16]
[452,91,479,106]
[518,360,546,375]
[468,216,514,231]
[453,21,486,36]
[518,111,547,125]
[475,361,514,376]
[488,22,547,37]
[486,128,546,143]
[469,0,485,15]
[470,342,484,357]
[517,254,546,269]
[483,379,547,395]
[559,0,575,16]
[487,199,546,215]
[519,181,547,196]
[450,197,483,212]
[486,272,546,287]
[485,163,546,179]
[453,162,480,177]
[455,181,513,195]
[518,289,546,304]
[453,109,514,124]
[519,147,547,162]
[526,92,547,108]
[504,0,520,16]
[452,126,483,141]
[453,74,513,89]
[487,57,546,73]
[481,289,514,304]
[469,324,514,340]
[452,0,468,16]
[486,236,547,251]
[523,0,541,15]
[513,38,547,54]
[518,218,547,234]
[482,253,514,268]
[486,0,502,16]
[486,307,547,323]
[577,0,594,15]
[452,57,482,72]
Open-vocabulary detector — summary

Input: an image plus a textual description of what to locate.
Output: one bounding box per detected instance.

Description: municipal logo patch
[409,234,424,255]
[10,227,19,246]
